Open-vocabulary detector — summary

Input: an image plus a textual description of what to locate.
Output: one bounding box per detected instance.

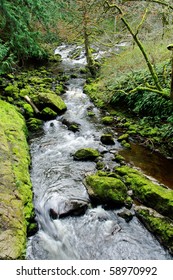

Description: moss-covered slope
[0,100,33,259]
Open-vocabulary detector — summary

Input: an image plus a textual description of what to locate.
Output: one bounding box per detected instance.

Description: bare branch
[135,7,148,37]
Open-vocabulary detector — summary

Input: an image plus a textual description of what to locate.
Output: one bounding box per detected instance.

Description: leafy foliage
[0,0,59,73]
[110,62,173,142]
[110,62,173,119]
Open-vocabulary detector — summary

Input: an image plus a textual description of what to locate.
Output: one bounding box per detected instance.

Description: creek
[26,44,172,260]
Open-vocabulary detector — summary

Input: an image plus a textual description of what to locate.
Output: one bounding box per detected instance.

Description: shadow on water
[119,142,173,189]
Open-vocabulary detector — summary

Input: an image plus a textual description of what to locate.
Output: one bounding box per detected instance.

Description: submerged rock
[62,119,80,132]
[49,198,89,219]
[100,134,115,145]
[117,208,134,222]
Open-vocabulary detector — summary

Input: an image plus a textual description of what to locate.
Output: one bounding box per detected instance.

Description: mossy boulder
[73,148,100,161]
[115,166,173,220]
[33,90,67,114]
[0,100,33,259]
[84,174,127,206]
[135,206,173,254]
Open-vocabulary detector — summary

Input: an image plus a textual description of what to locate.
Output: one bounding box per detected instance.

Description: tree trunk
[83,6,96,76]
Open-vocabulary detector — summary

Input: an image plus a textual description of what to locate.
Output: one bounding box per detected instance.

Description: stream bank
[0,100,33,259]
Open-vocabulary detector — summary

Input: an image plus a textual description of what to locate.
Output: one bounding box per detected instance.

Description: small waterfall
[27,45,172,260]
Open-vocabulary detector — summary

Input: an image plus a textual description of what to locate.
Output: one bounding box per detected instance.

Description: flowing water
[26,45,172,260]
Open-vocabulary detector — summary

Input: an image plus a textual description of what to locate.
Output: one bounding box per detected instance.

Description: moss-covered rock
[27,118,43,132]
[33,90,67,114]
[96,161,105,170]
[113,154,125,164]
[135,206,173,254]
[0,100,33,259]
[23,103,34,118]
[121,140,131,149]
[73,148,100,161]
[115,166,173,220]
[41,107,57,120]
[101,116,114,125]
[55,84,64,95]
[118,133,129,142]
[4,84,19,99]
[84,174,127,206]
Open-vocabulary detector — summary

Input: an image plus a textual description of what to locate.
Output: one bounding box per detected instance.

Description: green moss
[29,77,44,84]
[113,154,125,163]
[124,196,133,209]
[4,84,19,99]
[87,111,95,117]
[27,118,43,132]
[20,86,33,97]
[115,166,173,219]
[85,174,127,205]
[55,84,64,95]
[135,206,173,254]
[33,90,67,113]
[42,77,53,83]
[118,133,129,142]
[101,116,114,125]
[123,122,131,128]
[84,82,105,108]
[121,140,131,148]
[96,161,105,170]
[23,103,34,118]
[73,148,100,161]
[0,100,33,259]
[41,107,57,119]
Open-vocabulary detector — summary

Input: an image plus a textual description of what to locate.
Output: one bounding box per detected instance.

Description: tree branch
[129,86,169,98]
[123,0,173,10]
[104,0,163,91]
[135,7,148,37]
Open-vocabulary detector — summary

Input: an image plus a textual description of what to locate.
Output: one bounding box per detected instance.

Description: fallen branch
[24,95,40,114]
[129,86,169,98]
